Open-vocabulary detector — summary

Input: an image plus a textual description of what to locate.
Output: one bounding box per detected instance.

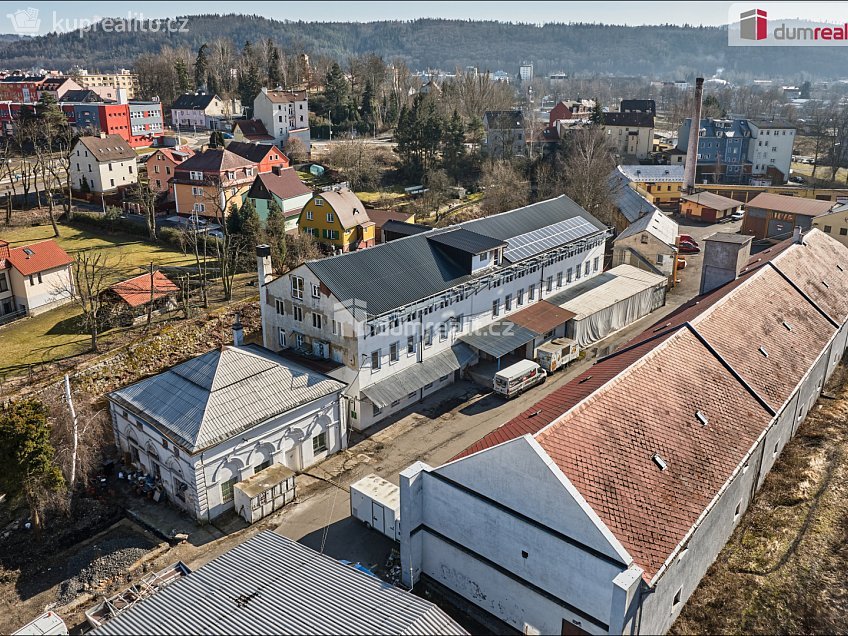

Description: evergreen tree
[194,44,210,90]
[209,130,225,148]
[268,40,283,87]
[175,59,191,94]
[442,109,466,178]
[324,62,349,123]
[237,41,262,111]
[266,199,287,273]
[361,79,376,128]
[589,99,604,126]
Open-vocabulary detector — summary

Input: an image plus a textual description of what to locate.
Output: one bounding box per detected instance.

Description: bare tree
[481,160,530,216]
[284,231,322,271]
[282,137,309,164]
[326,137,378,190]
[61,251,118,352]
[562,127,617,227]
[130,181,158,241]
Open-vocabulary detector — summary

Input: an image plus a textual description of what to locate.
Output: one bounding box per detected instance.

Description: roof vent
[696,410,708,426]
[783,321,792,331]
[838,264,845,272]
[822,280,830,288]
[652,453,668,471]
[22,247,33,256]
[759,346,769,358]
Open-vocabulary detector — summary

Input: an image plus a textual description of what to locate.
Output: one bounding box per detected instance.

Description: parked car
[493,360,547,398]
[730,210,745,221]
[790,175,805,184]
[678,234,699,246]
[679,242,701,255]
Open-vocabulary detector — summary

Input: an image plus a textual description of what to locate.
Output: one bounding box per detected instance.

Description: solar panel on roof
[503,217,599,262]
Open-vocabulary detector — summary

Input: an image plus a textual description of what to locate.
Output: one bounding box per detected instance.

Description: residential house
[107,341,346,520]
[0,74,81,102]
[742,192,834,240]
[60,89,109,104]
[811,202,848,248]
[680,191,742,222]
[620,99,656,115]
[246,171,313,229]
[252,88,310,150]
[483,110,525,158]
[104,270,180,326]
[364,209,418,242]
[0,239,74,319]
[88,532,467,636]
[676,118,796,184]
[145,146,194,195]
[400,228,848,636]
[261,196,610,430]
[172,148,257,219]
[231,119,275,144]
[170,92,240,130]
[612,209,679,279]
[601,112,654,160]
[70,134,138,193]
[225,141,290,174]
[548,100,592,126]
[617,165,684,210]
[607,168,662,234]
[298,189,375,252]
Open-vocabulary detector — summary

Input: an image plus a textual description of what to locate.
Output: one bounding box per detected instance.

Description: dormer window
[190,170,203,180]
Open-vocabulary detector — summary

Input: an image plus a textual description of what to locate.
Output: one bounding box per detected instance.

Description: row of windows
[305,210,334,223]
[821,225,848,236]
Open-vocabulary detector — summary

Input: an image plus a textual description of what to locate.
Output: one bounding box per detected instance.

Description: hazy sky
[0,1,739,34]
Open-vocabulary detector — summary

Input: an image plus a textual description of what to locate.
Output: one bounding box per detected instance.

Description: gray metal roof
[361,344,476,408]
[427,228,507,254]
[108,345,345,454]
[460,321,538,359]
[91,531,467,636]
[618,164,685,182]
[307,196,606,317]
[608,169,660,223]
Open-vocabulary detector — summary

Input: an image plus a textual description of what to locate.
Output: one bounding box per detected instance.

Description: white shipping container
[13,612,68,636]
[349,474,400,542]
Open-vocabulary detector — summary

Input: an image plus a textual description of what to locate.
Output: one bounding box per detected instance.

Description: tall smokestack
[683,77,704,195]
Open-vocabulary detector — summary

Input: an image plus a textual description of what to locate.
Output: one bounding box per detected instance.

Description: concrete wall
[613,232,675,277]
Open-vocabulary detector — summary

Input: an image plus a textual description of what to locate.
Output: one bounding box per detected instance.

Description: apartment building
[70,134,138,193]
[75,69,140,99]
[252,88,310,150]
[172,148,257,219]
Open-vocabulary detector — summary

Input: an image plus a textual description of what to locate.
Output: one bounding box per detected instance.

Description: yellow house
[811,203,848,249]
[619,165,685,210]
[298,189,375,252]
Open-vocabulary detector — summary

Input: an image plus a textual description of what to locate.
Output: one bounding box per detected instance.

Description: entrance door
[561,620,590,635]
[285,445,301,472]
[371,501,385,533]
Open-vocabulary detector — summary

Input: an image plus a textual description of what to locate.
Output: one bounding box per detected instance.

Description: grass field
[790,161,848,186]
[0,222,214,378]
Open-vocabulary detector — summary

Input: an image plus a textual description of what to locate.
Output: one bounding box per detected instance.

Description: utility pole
[63,374,79,490]
[146,261,154,327]
[328,111,333,142]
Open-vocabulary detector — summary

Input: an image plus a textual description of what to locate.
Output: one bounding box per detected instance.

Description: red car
[678,234,699,246]
[679,242,701,254]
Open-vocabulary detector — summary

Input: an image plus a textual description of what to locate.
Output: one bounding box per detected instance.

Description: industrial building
[400,227,848,635]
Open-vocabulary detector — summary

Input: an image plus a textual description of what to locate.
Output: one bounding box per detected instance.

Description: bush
[70,212,183,249]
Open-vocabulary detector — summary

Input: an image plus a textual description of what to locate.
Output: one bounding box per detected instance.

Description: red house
[225,141,289,174]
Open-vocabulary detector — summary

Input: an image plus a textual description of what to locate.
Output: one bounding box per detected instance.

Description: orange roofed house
[172,148,258,219]
[145,146,195,196]
[0,239,74,321]
[399,227,848,635]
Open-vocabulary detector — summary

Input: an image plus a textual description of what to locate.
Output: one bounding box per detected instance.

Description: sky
[0,1,740,34]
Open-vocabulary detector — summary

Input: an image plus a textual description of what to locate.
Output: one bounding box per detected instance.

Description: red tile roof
[6,239,73,276]
[452,228,848,582]
[110,271,179,307]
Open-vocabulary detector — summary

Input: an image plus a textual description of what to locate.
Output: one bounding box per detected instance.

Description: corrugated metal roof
[108,345,345,453]
[459,321,537,359]
[307,196,605,317]
[680,190,741,211]
[427,228,507,254]
[615,209,678,247]
[747,192,834,217]
[506,301,576,335]
[618,164,684,183]
[91,531,467,636]
[361,344,476,408]
[608,169,660,223]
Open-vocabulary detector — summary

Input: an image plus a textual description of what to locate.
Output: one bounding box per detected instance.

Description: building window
[824,225,832,233]
[373,403,382,416]
[424,327,433,346]
[841,228,847,236]
[326,212,334,223]
[291,276,304,299]
[505,294,513,311]
[407,336,415,355]
[556,272,563,288]
[657,254,665,265]
[314,198,324,207]
[278,328,286,348]
[439,323,447,341]
[312,313,322,329]
[0,273,7,293]
[529,284,536,300]
[584,262,591,276]
[672,587,683,610]
[293,306,303,322]
[517,288,524,305]
[306,210,313,220]
[593,257,600,272]
[566,267,573,283]
[546,276,553,292]
[255,459,272,473]
[311,283,320,298]
[492,299,500,317]
[190,170,203,180]
[220,477,237,503]
[371,349,381,369]
[332,320,340,336]
[390,341,399,363]
[275,299,284,315]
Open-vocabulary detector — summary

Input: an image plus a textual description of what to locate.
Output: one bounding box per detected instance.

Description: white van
[493,359,547,398]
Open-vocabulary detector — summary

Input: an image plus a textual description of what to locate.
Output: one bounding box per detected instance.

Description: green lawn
[0,223,199,377]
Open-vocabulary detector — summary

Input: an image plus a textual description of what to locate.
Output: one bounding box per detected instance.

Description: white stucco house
[107,341,346,521]
[170,92,242,130]
[0,238,74,321]
[70,134,138,193]
[252,88,311,151]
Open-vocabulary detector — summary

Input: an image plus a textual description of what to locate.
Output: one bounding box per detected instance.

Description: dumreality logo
[740,8,768,40]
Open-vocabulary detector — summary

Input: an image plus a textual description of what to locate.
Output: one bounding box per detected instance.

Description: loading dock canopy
[459,321,537,359]
[361,343,476,408]
[507,301,576,334]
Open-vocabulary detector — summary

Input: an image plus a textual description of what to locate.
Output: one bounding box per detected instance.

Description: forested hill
[2,15,846,79]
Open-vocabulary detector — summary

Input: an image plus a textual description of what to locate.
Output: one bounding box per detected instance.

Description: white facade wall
[8,265,73,315]
[253,91,310,147]
[110,390,343,520]
[748,124,795,181]
[262,240,606,430]
[70,144,138,193]
[171,109,208,129]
